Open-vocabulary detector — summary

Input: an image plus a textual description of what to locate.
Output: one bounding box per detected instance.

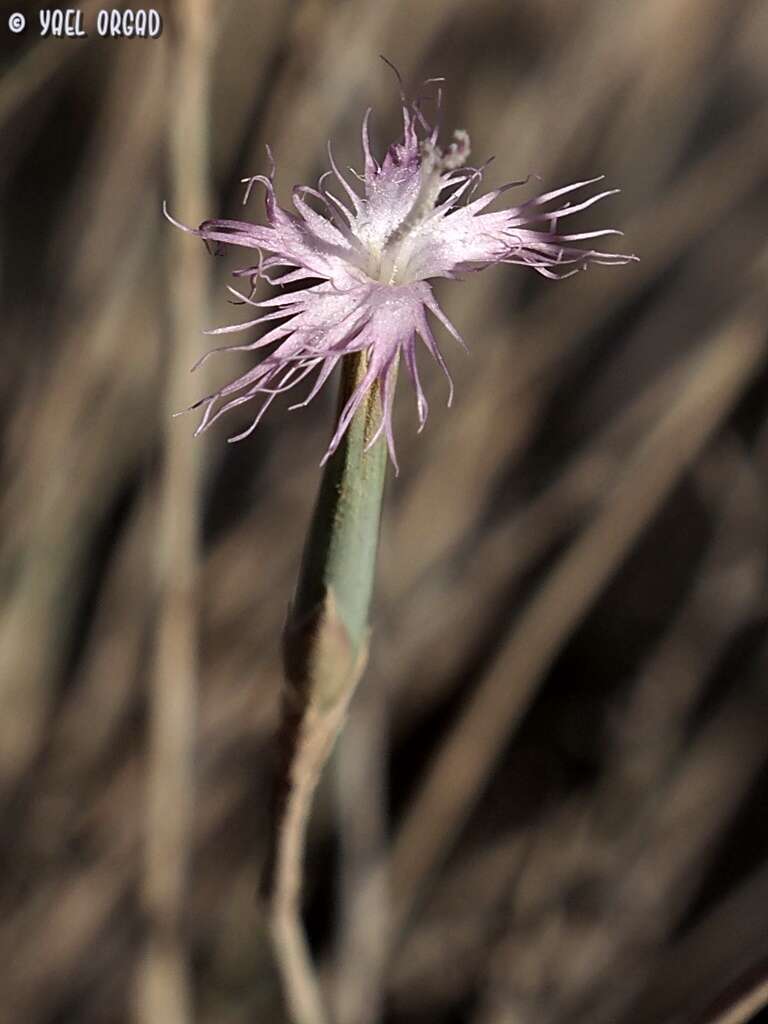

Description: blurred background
[2,1,768,1022]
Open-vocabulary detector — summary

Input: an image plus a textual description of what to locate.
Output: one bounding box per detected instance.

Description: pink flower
[166,80,636,471]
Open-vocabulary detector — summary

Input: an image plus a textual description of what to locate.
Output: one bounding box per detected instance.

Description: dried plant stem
[137,3,212,1023]
[265,353,387,1024]
[704,978,768,1024]
[331,674,389,1024]
[268,681,362,1024]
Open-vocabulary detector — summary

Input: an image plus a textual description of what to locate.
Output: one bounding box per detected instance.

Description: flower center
[374,130,470,286]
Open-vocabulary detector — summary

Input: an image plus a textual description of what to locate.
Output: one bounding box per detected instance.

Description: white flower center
[373,130,470,286]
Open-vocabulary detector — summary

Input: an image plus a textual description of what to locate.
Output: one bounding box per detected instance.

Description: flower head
[167,76,636,471]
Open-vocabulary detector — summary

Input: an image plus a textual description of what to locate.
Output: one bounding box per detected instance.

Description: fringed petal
[167,74,635,468]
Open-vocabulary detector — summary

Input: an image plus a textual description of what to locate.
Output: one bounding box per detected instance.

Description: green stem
[285,351,388,703]
[293,351,387,648]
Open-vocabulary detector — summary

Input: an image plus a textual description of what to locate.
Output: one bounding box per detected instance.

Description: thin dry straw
[137,3,213,1023]
[699,971,768,1024]
[331,674,390,1024]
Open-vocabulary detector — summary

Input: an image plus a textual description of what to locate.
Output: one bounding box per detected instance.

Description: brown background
[2,1,768,1022]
